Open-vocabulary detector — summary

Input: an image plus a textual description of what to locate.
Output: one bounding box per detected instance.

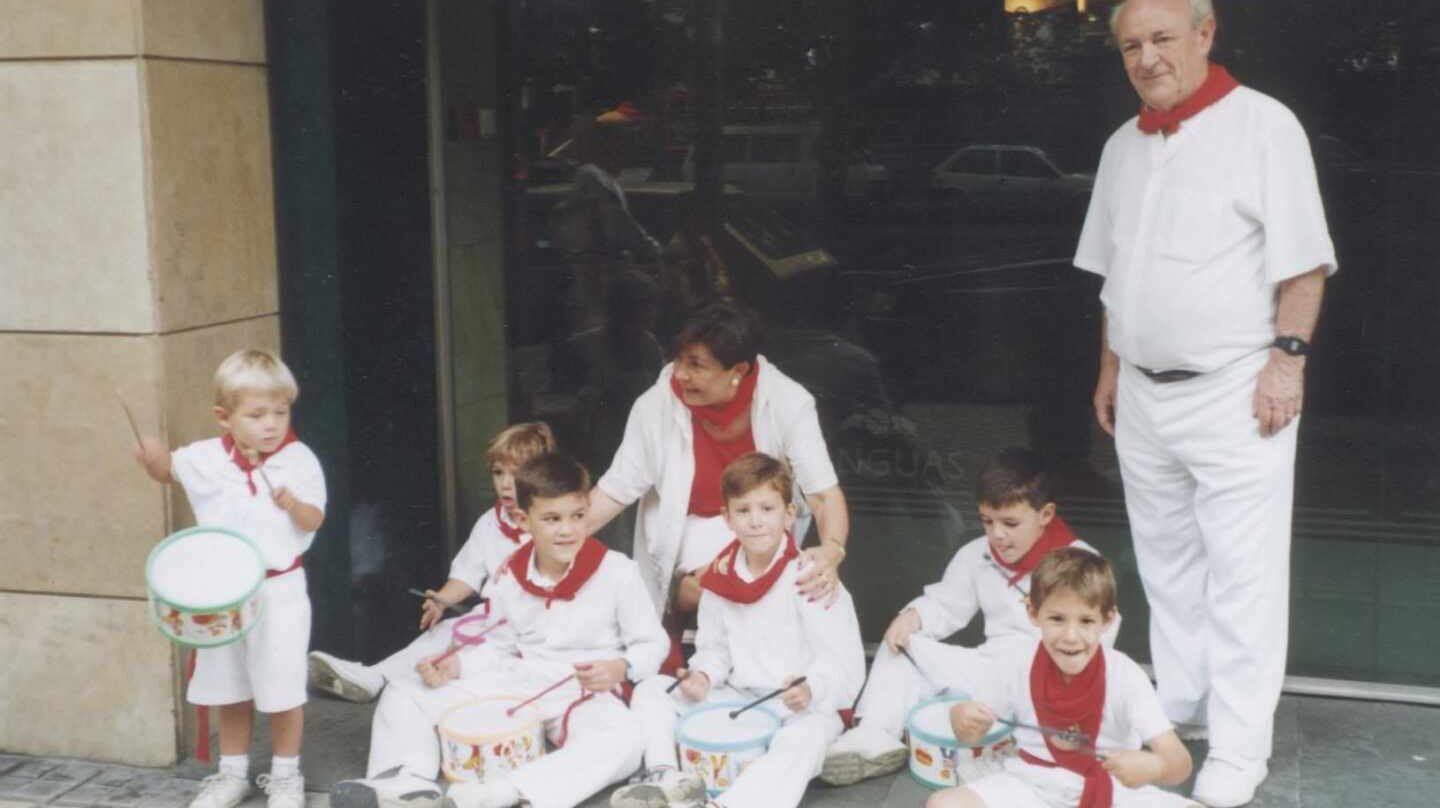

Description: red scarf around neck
[699,532,799,604]
[1137,63,1239,136]
[505,537,608,608]
[495,500,525,544]
[670,361,759,431]
[1020,643,1112,808]
[990,516,1077,588]
[222,429,297,496]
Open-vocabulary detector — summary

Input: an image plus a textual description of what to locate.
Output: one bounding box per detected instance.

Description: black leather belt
[1138,367,1201,383]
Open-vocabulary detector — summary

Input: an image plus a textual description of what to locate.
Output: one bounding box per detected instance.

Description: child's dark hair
[721,452,795,507]
[976,447,1056,510]
[1028,547,1117,617]
[514,453,591,510]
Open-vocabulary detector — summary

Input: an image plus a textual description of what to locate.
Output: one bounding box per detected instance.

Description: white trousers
[367,666,642,808]
[968,759,1199,808]
[189,569,310,712]
[854,636,1026,739]
[631,676,842,808]
[1115,351,1297,761]
[371,614,471,684]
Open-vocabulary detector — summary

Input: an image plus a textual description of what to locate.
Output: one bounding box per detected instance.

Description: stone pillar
[0,0,275,766]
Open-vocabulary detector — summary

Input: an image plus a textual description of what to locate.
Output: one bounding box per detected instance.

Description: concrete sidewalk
[3,693,1439,807]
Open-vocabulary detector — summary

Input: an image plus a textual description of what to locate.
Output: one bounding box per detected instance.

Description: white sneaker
[332,766,445,808]
[819,724,908,786]
[309,650,385,702]
[258,772,306,808]
[609,766,707,807]
[1192,755,1268,808]
[443,779,523,808]
[190,772,252,808]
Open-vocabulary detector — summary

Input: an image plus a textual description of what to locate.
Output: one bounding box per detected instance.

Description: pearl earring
[731,377,740,386]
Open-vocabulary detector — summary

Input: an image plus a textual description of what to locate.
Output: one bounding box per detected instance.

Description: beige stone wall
[0,1,275,765]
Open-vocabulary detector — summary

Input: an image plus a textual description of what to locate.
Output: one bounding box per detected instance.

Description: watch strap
[1272,335,1309,357]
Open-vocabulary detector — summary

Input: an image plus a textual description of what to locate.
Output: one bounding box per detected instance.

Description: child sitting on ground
[928,548,1199,808]
[330,453,667,808]
[308,422,556,702]
[611,452,866,808]
[824,448,1119,785]
[135,348,327,808]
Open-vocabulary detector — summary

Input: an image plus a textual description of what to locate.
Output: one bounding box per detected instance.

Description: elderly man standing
[1075,1,1336,805]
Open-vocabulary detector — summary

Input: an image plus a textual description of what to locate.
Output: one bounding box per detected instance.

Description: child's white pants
[630,676,841,808]
[1115,350,1296,762]
[855,636,1027,739]
[367,669,642,808]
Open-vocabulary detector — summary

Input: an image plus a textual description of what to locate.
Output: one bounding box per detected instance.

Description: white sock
[219,754,249,779]
[270,755,301,779]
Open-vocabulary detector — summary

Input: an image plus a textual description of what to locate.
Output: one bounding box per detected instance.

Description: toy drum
[438,698,545,784]
[905,695,1016,789]
[676,701,782,796]
[146,527,265,648]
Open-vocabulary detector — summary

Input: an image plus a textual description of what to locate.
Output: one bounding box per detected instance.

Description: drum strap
[555,690,596,747]
[266,556,303,578]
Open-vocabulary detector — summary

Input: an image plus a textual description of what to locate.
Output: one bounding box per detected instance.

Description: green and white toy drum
[905,694,1016,789]
[146,527,264,648]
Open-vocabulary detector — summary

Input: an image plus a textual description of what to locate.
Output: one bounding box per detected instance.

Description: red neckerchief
[1137,64,1239,136]
[990,516,1077,588]
[495,500,525,544]
[1019,643,1112,808]
[222,430,297,496]
[504,537,608,608]
[669,361,758,430]
[699,532,799,604]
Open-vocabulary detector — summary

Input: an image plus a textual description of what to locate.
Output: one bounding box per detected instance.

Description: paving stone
[42,763,101,783]
[13,777,78,801]
[88,768,142,789]
[0,799,36,808]
[54,783,120,806]
[9,761,55,779]
[96,787,144,807]
[0,776,37,801]
[0,758,22,776]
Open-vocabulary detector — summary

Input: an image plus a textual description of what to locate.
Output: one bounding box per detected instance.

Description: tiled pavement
[3,693,1440,807]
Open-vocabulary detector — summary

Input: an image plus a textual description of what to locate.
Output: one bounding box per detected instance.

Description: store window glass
[486,0,1440,686]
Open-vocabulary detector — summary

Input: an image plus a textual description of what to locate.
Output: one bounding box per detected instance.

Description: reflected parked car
[930,144,1093,221]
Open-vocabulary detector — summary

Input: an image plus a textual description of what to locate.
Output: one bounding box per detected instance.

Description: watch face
[1275,336,1308,356]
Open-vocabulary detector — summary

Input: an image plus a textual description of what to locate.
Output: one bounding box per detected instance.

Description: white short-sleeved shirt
[171,437,327,570]
[1075,86,1337,373]
[448,503,527,594]
[971,642,1173,768]
[907,535,1120,647]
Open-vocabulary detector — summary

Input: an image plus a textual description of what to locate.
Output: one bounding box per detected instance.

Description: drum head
[907,694,1011,748]
[440,698,539,743]
[147,527,264,609]
[677,702,781,752]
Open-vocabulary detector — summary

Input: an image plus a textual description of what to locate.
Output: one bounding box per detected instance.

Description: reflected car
[930,144,1093,221]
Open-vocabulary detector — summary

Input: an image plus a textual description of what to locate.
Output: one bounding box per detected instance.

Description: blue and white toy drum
[905,694,1016,789]
[145,527,265,648]
[676,701,782,795]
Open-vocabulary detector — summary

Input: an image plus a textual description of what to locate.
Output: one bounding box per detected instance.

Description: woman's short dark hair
[673,300,764,369]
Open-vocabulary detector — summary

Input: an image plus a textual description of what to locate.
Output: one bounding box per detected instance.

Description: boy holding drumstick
[611,452,865,808]
[134,348,327,808]
[824,448,1119,785]
[928,548,1198,808]
[308,421,556,702]
[332,454,667,808]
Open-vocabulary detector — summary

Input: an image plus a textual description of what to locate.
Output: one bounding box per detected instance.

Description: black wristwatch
[1272,335,1309,357]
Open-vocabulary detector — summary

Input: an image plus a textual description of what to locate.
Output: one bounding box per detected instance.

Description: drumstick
[994,716,1093,748]
[506,673,577,717]
[407,588,468,616]
[899,647,950,697]
[240,447,276,495]
[114,390,143,448]
[728,676,807,720]
[666,671,689,694]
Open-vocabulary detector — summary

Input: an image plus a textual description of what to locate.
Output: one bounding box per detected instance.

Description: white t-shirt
[688,552,866,714]
[1075,85,1337,373]
[907,535,1120,647]
[170,437,327,570]
[448,503,527,594]
[970,642,1173,768]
